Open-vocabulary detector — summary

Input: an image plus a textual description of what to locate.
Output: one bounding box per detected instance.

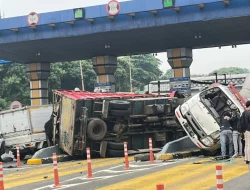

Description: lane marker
[32,158,193,189]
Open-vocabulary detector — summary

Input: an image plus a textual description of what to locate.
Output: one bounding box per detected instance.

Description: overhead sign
[106,0,120,16]
[27,12,39,26]
[163,0,175,8]
[170,77,191,92]
[10,101,22,110]
[74,8,85,19]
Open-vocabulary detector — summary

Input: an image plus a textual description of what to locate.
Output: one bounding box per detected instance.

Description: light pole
[213,72,218,83]
[79,61,85,91]
[129,56,133,93]
[222,74,227,85]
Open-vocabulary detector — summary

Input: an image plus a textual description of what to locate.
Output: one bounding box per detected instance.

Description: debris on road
[1,150,15,163]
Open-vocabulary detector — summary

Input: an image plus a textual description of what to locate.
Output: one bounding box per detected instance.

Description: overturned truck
[45,90,185,157]
[175,73,250,153]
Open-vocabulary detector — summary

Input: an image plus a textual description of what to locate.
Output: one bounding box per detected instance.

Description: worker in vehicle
[240,100,250,170]
[220,112,234,158]
[231,110,242,158]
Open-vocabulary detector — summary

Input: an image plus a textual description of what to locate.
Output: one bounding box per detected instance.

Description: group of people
[220,100,250,168]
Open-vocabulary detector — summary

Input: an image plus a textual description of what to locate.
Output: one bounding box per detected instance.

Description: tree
[0,63,30,106]
[48,60,96,100]
[115,57,131,92]
[161,69,172,80]
[0,98,9,111]
[115,55,162,91]
[131,54,162,90]
[0,54,162,108]
[209,67,249,76]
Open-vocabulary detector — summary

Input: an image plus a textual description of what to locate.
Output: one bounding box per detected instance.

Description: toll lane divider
[155,150,201,161]
[27,155,73,165]
[135,150,201,162]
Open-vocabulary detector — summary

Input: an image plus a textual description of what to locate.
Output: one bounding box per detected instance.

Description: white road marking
[33,158,194,190]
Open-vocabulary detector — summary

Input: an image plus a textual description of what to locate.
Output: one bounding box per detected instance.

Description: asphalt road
[2,156,250,190]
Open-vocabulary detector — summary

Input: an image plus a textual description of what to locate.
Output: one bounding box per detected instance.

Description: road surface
[2,156,249,190]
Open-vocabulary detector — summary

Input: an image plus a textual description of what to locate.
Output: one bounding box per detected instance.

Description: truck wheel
[109,109,130,117]
[107,141,124,150]
[109,100,130,110]
[87,119,107,141]
[106,149,124,157]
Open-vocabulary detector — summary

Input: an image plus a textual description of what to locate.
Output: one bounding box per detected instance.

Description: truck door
[29,105,53,133]
[59,97,76,156]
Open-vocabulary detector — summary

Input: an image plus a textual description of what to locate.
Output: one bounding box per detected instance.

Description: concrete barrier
[27,154,73,165]
[27,146,72,165]
[159,136,199,154]
[155,150,201,161]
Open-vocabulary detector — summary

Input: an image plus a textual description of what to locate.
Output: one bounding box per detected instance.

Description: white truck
[0,105,52,159]
[175,74,250,153]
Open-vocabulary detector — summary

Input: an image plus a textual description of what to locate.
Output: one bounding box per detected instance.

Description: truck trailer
[46,90,185,157]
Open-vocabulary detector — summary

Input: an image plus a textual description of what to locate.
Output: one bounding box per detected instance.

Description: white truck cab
[175,83,245,152]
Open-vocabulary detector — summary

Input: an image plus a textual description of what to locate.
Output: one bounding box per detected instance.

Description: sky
[0,0,250,75]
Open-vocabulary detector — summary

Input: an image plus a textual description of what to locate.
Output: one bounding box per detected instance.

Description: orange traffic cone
[16,145,21,167]
[0,162,4,190]
[149,138,154,163]
[53,153,61,187]
[216,165,223,190]
[124,142,129,169]
[156,184,164,190]
[86,148,93,178]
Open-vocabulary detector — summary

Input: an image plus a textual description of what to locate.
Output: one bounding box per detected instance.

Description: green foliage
[209,67,249,76]
[0,63,30,106]
[0,98,9,111]
[48,60,96,100]
[49,60,96,91]
[161,69,172,80]
[115,55,162,91]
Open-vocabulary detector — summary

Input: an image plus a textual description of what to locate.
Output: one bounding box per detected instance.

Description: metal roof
[54,90,157,100]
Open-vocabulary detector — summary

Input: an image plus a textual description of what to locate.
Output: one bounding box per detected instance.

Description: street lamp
[213,72,218,83]
[79,61,85,91]
[222,74,227,85]
[129,56,133,93]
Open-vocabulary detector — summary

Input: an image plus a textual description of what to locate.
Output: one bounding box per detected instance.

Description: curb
[27,155,73,165]
[155,150,201,161]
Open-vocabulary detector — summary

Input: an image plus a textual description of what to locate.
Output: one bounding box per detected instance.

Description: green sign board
[163,0,174,8]
[74,8,84,19]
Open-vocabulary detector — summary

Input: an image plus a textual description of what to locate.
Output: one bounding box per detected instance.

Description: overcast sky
[1,0,250,75]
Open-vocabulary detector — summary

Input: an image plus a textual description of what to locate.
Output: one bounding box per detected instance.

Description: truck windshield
[199,86,240,125]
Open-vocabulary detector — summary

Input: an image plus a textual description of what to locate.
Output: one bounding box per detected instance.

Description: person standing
[231,110,243,157]
[240,101,250,170]
[220,112,234,158]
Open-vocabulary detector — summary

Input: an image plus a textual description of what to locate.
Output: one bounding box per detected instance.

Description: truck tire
[107,141,124,150]
[87,119,107,141]
[109,109,130,117]
[106,149,124,157]
[109,100,130,110]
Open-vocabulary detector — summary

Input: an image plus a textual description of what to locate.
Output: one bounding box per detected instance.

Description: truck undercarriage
[45,90,186,157]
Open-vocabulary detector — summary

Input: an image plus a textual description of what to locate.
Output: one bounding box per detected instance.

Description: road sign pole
[80,61,85,91]
[129,56,132,92]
